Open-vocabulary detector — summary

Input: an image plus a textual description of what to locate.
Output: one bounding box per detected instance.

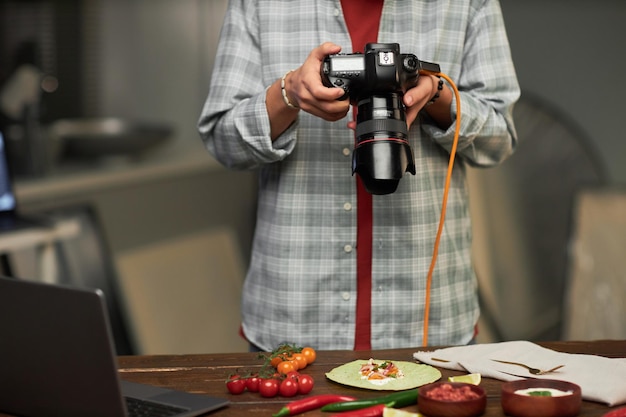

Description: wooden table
[113,340,625,416]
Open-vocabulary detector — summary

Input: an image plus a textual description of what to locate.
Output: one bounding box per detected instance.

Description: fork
[491,359,565,375]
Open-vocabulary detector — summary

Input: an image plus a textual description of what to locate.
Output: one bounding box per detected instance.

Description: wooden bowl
[501,379,582,417]
[418,381,487,417]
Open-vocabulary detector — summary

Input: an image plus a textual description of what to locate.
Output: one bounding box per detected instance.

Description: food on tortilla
[326,359,441,391]
[360,359,404,382]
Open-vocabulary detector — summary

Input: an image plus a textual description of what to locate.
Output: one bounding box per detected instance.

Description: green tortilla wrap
[325,359,441,391]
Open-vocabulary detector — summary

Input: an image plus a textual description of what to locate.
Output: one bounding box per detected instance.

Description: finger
[403,74,437,108]
[306,99,350,121]
[314,42,343,60]
[314,83,348,101]
[405,106,420,128]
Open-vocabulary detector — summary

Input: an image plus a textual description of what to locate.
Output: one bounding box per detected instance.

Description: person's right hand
[283,42,351,121]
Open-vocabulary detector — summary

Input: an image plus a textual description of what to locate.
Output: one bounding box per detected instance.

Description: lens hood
[352,140,416,195]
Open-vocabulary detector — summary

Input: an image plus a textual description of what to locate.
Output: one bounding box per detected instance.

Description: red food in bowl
[418,382,487,417]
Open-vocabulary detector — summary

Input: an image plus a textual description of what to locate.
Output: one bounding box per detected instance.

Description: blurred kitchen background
[0,0,624,355]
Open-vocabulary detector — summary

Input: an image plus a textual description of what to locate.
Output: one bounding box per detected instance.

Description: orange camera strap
[420,71,462,346]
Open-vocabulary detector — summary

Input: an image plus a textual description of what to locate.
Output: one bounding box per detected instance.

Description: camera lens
[352,93,416,195]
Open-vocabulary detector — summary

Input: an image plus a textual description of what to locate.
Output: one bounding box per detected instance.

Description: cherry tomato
[259,378,279,398]
[225,375,246,395]
[289,359,301,371]
[270,355,283,368]
[277,360,296,375]
[279,378,299,397]
[297,374,314,395]
[286,371,300,381]
[245,375,260,392]
[301,347,316,364]
[291,353,308,370]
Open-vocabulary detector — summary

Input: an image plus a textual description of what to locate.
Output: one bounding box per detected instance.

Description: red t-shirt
[341,0,383,51]
[340,0,384,350]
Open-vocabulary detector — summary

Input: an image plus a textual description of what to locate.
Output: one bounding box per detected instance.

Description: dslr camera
[321,43,440,195]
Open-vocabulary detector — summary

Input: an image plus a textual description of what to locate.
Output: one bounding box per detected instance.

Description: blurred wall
[96,0,227,155]
[475,1,625,341]
[500,0,626,184]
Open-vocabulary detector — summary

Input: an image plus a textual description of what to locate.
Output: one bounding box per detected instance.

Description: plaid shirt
[198,0,519,350]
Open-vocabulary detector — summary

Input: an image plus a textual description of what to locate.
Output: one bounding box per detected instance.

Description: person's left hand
[402,73,442,127]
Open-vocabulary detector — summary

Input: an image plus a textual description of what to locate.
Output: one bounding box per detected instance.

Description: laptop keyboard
[125,396,189,417]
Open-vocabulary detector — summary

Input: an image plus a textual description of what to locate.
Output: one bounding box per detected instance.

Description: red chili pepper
[272,394,358,417]
[329,403,389,417]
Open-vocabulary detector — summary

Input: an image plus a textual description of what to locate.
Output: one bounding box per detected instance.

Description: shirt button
[343,244,353,253]
[342,147,351,156]
[341,292,351,301]
[343,202,352,211]
[334,8,341,17]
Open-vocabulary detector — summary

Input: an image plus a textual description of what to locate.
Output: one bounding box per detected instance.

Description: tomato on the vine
[259,378,280,398]
[291,353,308,370]
[297,374,314,395]
[285,371,300,381]
[225,375,246,395]
[245,375,261,392]
[279,378,299,397]
[301,347,316,364]
[270,355,284,368]
[277,360,296,375]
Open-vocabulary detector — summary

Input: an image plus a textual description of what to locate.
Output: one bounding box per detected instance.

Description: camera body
[321,43,440,195]
[321,42,423,101]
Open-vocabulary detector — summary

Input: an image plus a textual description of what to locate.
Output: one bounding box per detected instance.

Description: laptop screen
[0,132,17,213]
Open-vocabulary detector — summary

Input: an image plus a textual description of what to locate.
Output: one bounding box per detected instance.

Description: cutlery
[491,359,565,375]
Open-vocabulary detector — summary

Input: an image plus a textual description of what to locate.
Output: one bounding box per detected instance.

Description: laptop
[0,276,229,417]
[0,130,49,232]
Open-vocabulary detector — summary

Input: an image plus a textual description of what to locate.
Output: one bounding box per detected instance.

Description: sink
[48,118,174,159]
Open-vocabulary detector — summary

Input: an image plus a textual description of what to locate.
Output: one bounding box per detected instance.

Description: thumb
[315,42,343,60]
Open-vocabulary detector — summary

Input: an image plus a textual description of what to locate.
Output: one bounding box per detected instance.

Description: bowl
[418,381,487,417]
[501,379,582,417]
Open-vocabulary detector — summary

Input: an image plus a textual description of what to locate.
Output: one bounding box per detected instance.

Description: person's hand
[402,73,443,127]
[284,42,351,121]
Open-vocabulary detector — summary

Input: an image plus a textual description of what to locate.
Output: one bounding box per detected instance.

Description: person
[198,0,520,351]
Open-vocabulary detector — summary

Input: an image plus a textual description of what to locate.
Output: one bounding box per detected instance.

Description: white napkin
[413,340,626,406]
